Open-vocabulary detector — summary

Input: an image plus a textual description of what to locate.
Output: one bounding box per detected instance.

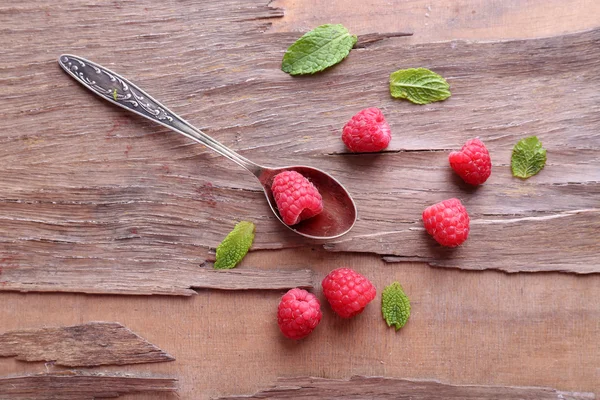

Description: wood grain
[331,209,600,273]
[270,0,600,42]
[0,322,174,367]
[0,371,177,400]
[1,250,598,399]
[218,375,596,399]
[194,264,314,291]
[0,0,598,299]
[1,1,598,399]
[0,260,314,296]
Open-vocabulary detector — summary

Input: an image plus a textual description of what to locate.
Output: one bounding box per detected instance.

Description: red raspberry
[422,198,470,247]
[271,171,323,226]
[321,267,376,318]
[448,138,492,185]
[277,288,322,340]
[342,107,391,152]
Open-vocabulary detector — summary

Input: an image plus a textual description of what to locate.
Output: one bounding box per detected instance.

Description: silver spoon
[58,55,357,239]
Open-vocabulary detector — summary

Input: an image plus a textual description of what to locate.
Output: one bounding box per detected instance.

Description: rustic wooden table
[0,1,599,399]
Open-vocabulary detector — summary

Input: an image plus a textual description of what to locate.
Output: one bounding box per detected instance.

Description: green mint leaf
[389,67,451,104]
[214,221,255,270]
[112,88,118,101]
[281,24,357,75]
[511,136,547,179]
[382,282,411,331]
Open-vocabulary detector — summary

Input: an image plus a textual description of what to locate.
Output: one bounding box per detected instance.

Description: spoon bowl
[258,165,356,239]
[58,54,357,239]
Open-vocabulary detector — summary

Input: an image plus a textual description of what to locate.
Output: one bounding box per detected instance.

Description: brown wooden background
[0,0,599,399]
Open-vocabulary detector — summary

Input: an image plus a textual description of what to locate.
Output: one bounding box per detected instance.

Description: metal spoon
[58,55,357,239]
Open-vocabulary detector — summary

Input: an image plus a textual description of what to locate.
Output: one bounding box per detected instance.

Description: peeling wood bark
[0,264,314,296]
[0,0,598,298]
[0,371,177,400]
[218,375,596,399]
[0,322,173,367]
[268,0,600,43]
[329,208,600,273]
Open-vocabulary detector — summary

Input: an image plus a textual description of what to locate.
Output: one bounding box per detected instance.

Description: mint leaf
[214,221,255,270]
[382,282,411,331]
[389,68,451,104]
[112,89,118,101]
[511,136,547,179]
[281,24,357,75]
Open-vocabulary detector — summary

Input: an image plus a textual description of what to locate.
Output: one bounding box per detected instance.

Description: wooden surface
[0,0,599,399]
[270,0,600,42]
[0,250,598,399]
[0,322,174,367]
[0,262,314,296]
[1,1,599,297]
[0,371,177,400]
[218,376,596,399]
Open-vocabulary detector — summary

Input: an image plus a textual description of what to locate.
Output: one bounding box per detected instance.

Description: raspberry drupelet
[449,138,492,185]
[322,267,377,318]
[277,288,322,340]
[422,198,470,247]
[342,107,391,153]
[271,170,323,226]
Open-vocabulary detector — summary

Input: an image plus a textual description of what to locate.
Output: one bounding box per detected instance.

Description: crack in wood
[237,0,285,22]
[327,148,453,155]
[471,208,599,225]
[330,209,600,273]
[355,31,414,48]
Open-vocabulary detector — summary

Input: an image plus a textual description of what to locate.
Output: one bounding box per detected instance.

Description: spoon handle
[58,54,263,176]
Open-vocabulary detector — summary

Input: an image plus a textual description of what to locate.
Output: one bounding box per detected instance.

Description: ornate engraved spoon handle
[58,54,262,175]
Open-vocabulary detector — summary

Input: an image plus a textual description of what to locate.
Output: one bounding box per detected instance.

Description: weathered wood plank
[0,0,598,298]
[0,322,174,367]
[0,261,314,295]
[1,250,599,398]
[1,0,598,399]
[0,371,177,400]
[269,0,600,43]
[328,209,600,273]
[218,375,596,399]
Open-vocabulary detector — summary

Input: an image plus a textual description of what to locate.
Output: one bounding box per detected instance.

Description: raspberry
[342,107,391,152]
[422,198,470,247]
[271,171,323,226]
[321,267,376,318]
[277,288,322,340]
[448,138,492,185]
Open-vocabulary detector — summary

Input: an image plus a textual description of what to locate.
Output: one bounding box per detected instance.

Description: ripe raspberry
[321,267,376,318]
[277,288,322,340]
[422,198,470,247]
[448,138,492,185]
[342,107,391,152]
[271,171,323,226]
